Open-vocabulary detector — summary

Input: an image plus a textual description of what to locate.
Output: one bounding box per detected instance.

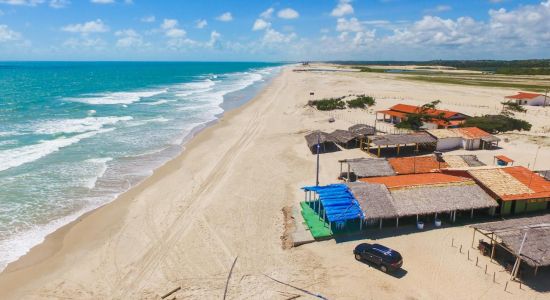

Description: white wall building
[505,92,549,106]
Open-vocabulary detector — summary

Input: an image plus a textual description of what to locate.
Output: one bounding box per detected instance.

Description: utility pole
[544,88,549,107]
[316,131,320,186]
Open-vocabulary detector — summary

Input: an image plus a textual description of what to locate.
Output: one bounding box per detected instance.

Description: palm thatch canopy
[348,124,376,137]
[370,132,436,146]
[443,155,486,168]
[346,182,398,220]
[329,129,358,148]
[472,215,550,267]
[339,158,396,178]
[390,182,498,217]
[305,131,339,154]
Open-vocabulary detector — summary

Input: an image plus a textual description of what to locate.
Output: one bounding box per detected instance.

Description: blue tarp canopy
[303,184,364,222]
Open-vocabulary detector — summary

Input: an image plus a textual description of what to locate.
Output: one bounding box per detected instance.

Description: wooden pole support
[504,281,508,292]
[451,238,454,247]
[460,245,463,254]
[476,256,479,266]
[485,264,488,274]
[493,272,496,283]
[468,250,470,260]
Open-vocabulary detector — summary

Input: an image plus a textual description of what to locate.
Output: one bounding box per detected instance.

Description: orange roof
[501,166,550,201]
[388,156,449,175]
[360,173,469,189]
[494,155,514,163]
[388,104,464,119]
[505,92,542,100]
[377,109,408,119]
[458,127,491,139]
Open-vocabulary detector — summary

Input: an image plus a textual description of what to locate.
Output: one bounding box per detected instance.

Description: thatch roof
[329,129,357,144]
[472,215,550,267]
[370,132,436,146]
[346,182,398,220]
[443,155,486,168]
[390,181,498,217]
[305,131,339,153]
[340,158,396,178]
[348,124,376,137]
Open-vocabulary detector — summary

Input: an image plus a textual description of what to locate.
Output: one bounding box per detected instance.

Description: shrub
[347,95,376,109]
[308,97,346,111]
[463,115,532,133]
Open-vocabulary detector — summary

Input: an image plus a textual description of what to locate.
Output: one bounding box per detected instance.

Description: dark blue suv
[353,243,403,273]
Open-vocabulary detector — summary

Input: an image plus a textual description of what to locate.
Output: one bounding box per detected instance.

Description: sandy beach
[1,65,549,299]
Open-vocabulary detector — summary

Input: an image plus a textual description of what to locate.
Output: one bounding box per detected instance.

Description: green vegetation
[346,95,376,108]
[463,115,532,133]
[403,76,548,92]
[395,100,446,130]
[308,97,346,110]
[359,67,386,73]
[309,95,376,110]
[501,101,527,116]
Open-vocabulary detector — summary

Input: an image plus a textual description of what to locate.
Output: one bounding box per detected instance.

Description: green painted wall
[525,200,549,212]
[514,200,527,214]
[501,201,512,215]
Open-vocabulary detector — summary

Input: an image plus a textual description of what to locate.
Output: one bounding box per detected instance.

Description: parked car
[353,243,403,273]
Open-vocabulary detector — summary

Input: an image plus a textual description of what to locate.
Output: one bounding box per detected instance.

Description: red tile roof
[388,104,464,119]
[505,92,542,100]
[458,127,492,139]
[501,166,550,201]
[360,173,470,189]
[388,156,448,175]
[377,109,408,119]
[494,155,514,163]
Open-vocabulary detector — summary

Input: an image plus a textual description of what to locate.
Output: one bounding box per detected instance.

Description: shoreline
[0,67,283,291]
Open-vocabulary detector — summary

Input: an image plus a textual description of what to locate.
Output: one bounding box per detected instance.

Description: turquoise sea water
[0,62,282,270]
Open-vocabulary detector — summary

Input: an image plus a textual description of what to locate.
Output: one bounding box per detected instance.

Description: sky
[0,0,549,61]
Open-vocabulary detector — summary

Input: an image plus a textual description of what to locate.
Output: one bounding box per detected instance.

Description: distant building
[377,104,469,129]
[504,92,549,106]
[426,127,500,151]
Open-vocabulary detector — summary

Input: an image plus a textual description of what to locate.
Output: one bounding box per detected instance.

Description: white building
[427,127,500,151]
[504,92,549,106]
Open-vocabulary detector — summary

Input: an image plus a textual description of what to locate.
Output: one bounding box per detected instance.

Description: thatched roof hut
[472,214,550,267]
[339,158,396,178]
[346,182,398,220]
[370,132,436,146]
[329,129,359,149]
[348,124,376,137]
[442,155,486,168]
[305,131,339,154]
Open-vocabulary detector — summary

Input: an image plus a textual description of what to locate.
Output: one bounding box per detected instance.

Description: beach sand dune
[0,65,548,299]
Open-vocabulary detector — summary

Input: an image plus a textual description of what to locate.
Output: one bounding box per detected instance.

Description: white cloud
[115,29,146,47]
[49,0,69,8]
[277,8,299,19]
[196,19,207,29]
[425,5,452,14]
[161,19,178,30]
[206,30,221,48]
[260,7,274,19]
[216,12,233,22]
[0,24,21,42]
[90,0,113,4]
[262,28,296,44]
[0,0,44,6]
[331,0,354,17]
[252,18,270,31]
[63,37,105,49]
[336,17,363,32]
[141,15,155,23]
[62,19,109,34]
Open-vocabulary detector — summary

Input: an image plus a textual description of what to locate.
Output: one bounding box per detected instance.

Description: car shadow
[356,260,408,278]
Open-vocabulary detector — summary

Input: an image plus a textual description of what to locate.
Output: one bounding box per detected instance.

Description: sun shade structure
[346,182,398,220]
[359,173,498,218]
[471,214,550,270]
[329,129,359,148]
[338,158,396,179]
[443,155,486,168]
[304,131,339,154]
[302,184,364,222]
[370,132,436,146]
[348,124,376,137]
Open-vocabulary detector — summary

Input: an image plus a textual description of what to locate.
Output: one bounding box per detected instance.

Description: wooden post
[471,229,476,249]
[397,144,400,156]
[379,218,383,229]
[504,281,508,292]
[347,164,351,182]
[377,145,381,157]
[471,208,474,219]
[360,219,363,231]
[476,256,479,266]
[493,272,496,283]
[339,162,343,176]
[460,245,463,253]
[535,266,539,276]
[485,264,488,274]
[396,217,399,228]
[415,143,419,152]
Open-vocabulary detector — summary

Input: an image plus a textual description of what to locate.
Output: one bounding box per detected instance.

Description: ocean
[0,61,283,270]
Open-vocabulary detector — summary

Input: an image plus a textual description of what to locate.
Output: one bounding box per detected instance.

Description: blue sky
[0,0,548,61]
